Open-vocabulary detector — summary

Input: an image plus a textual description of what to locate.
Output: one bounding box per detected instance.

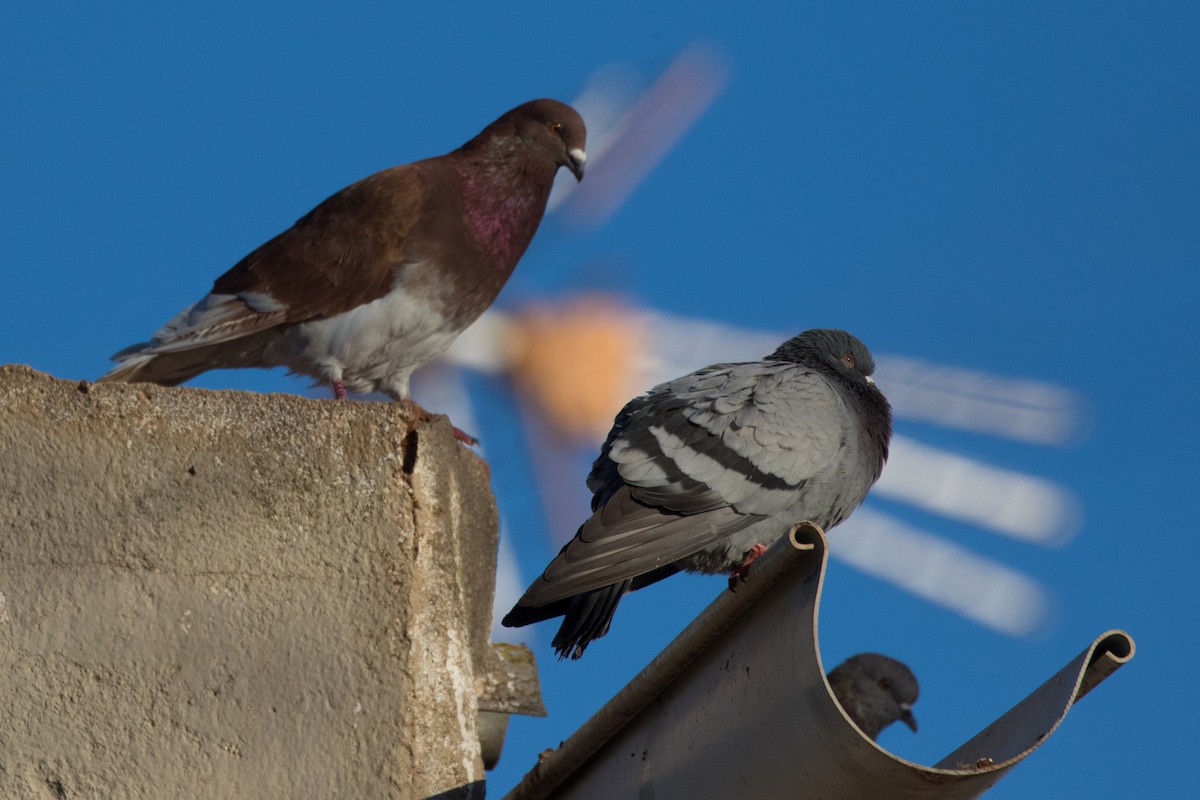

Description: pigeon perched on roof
[99,99,586,441]
[827,652,920,740]
[503,328,892,658]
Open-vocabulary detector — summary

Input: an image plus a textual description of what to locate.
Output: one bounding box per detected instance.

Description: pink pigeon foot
[331,380,348,400]
[389,394,480,448]
[450,426,480,447]
[728,543,770,592]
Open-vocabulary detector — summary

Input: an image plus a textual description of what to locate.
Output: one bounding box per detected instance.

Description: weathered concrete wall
[0,365,500,799]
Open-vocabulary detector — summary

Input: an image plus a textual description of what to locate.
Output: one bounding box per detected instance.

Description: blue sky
[3,2,1197,797]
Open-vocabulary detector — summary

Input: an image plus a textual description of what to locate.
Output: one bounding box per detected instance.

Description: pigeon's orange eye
[549,121,564,134]
[842,353,855,368]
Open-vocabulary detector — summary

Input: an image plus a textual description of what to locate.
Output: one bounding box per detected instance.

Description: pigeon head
[828,653,920,740]
[767,328,878,387]
[468,98,587,181]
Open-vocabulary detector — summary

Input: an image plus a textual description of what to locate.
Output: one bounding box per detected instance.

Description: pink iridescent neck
[456,148,552,269]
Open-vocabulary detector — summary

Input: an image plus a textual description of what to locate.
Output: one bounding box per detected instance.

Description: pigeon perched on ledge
[503,328,892,658]
[827,652,920,740]
[100,99,586,441]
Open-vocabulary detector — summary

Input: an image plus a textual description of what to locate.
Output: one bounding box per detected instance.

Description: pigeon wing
[119,164,430,357]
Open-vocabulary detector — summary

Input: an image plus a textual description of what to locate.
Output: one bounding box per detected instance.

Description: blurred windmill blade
[876,435,1083,546]
[617,311,1087,444]
[443,303,1088,452]
[875,354,1087,445]
[549,43,731,224]
[545,65,639,214]
[832,509,1054,637]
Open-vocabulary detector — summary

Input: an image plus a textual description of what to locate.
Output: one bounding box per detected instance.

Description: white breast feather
[282,281,460,399]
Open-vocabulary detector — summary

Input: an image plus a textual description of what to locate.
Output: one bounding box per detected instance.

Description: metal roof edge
[504,522,1134,800]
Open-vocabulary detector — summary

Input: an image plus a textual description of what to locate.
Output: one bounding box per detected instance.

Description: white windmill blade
[876,435,1082,546]
[832,509,1053,637]
[874,354,1085,445]
[444,307,1085,449]
[549,43,730,224]
[544,65,639,214]
[437,308,520,375]
[624,311,1085,445]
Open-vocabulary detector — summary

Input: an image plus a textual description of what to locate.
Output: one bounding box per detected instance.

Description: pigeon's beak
[566,148,586,181]
[899,703,918,733]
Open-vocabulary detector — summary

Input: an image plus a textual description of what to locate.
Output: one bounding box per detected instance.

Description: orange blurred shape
[510,296,643,441]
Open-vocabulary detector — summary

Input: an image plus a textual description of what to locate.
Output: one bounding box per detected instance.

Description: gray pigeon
[99,99,586,442]
[827,652,919,740]
[503,328,892,658]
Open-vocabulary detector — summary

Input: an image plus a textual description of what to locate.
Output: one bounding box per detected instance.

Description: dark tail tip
[550,581,631,660]
[501,596,572,629]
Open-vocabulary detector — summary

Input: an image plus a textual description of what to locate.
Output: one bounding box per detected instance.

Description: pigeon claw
[728,543,770,592]
[392,396,480,449]
[452,426,480,448]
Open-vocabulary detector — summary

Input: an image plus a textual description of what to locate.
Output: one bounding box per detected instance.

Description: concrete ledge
[0,365,506,799]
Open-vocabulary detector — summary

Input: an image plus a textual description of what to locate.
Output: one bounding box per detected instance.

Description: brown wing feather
[211,163,432,325]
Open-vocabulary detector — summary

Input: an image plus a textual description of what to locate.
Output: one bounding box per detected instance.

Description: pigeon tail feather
[99,350,201,386]
[551,581,631,660]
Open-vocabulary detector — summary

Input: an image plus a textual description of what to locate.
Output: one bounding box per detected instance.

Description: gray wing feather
[636,362,846,513]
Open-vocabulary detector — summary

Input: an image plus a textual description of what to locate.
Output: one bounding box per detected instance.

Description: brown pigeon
[100,99,586,440]
[503,328,892,658]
